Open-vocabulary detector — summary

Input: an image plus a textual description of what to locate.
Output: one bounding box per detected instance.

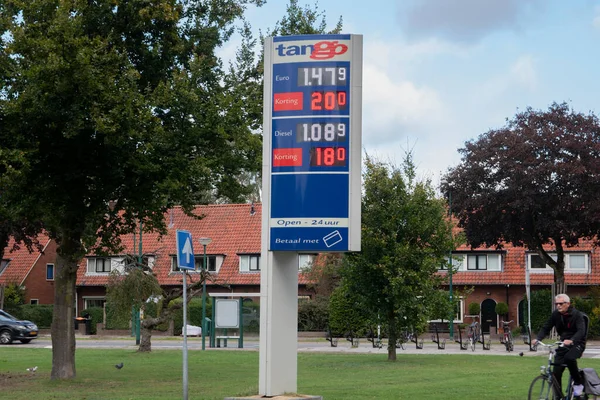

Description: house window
[46,263,55,280]
[30,299,39,305]
[528,253,589,272]
[440,254,466,271]
[298,254,317,271]
[430,299,464,323]
[87,258,112,274]
[240,255,260,272]
[466,253,501,271]
[171,255,217,272]
[0,259,9,275]
[84,298,105,309]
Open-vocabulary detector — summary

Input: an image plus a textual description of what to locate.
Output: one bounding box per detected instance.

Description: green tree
[342,154,458,360]
[105,254,209,352]
[442,102,600,294]
[0,0,262,379]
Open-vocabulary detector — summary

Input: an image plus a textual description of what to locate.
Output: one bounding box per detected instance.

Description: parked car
[0,309,39,344]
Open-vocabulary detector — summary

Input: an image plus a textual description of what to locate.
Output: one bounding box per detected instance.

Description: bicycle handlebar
[536,341,564,349]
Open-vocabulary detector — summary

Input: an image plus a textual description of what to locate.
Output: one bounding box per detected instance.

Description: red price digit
[311,91,347,111]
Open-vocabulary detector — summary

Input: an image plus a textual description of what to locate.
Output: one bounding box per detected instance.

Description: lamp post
[199,237,212,350]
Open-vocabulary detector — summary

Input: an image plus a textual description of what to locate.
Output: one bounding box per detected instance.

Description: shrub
[328,285,368,337]
[81,307,104,335]
[528,289,552,333]
[468,302,480,315]
[495,302,509,316]
[298,296,328,331]
[19,304,53,328]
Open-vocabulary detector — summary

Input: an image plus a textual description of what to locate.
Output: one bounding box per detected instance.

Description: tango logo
[275,40,349,60]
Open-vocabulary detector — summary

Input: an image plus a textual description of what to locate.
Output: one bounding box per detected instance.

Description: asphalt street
[16,335,600,359]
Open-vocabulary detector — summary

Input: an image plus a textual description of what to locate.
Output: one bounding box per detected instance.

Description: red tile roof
[0,234,52,285]
[76,203,313,288]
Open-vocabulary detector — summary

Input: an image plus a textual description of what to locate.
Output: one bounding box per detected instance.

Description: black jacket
[536,306,587,347]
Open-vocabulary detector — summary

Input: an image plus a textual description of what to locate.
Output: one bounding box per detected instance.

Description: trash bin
[74,316,92,334]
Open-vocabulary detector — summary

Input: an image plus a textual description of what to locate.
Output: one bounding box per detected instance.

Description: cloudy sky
[237,0,600,182]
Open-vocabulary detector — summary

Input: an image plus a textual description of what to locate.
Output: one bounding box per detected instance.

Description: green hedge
[81,307,103,335]
[18,304,53,328]
[298,296,328,331]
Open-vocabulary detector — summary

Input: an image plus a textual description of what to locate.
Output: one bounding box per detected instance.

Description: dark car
[0,309,38,344]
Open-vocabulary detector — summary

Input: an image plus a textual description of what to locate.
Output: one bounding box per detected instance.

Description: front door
[481,299,497,333]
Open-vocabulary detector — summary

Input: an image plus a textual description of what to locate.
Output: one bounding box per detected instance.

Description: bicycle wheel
[528,375,560,400]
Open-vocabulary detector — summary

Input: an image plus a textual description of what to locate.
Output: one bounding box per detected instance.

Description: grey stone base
[224,395,322,400]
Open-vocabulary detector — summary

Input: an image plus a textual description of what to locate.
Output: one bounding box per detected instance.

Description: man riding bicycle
[532,294,587,397]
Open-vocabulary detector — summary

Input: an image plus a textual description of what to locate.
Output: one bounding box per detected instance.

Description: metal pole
[202,244,207,351]
[183,270,188,400]
[448,190,454,340]
[136,221,142,345]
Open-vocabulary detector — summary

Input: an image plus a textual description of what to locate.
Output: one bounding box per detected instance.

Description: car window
[0,314,13,322]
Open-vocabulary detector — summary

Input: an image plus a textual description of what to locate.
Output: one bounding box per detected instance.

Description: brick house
[439,240,598,334]
[0,234,57,305]
[74,203,317,313]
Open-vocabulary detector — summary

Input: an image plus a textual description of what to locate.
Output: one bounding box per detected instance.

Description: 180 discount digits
[309,147,347,167]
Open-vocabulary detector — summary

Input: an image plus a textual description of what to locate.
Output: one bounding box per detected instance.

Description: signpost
[176,230,194,400]
[260,34,362,397]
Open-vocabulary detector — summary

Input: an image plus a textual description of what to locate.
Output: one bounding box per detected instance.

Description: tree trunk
[553,269,567,298]
[51,254,77,380]
[139,319,156,352]
[387,319,397,361]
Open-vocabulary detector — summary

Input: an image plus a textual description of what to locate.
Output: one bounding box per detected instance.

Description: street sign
[263,34,363,252]
[176,230,195,270]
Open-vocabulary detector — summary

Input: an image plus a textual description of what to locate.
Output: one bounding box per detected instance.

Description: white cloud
[594,7,600,29]
[398,0,546,43]
[510,55,537,91]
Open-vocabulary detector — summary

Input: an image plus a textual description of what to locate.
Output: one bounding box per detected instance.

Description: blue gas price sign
[263,35,362,252]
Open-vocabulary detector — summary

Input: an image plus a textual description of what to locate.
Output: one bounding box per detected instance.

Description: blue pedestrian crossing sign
[176,230,195,270]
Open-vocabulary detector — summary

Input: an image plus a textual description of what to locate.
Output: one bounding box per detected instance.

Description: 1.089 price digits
[297,122,346,142]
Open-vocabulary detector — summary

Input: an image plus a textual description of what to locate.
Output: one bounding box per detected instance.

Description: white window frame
[86,257,113,275]
[528,252,589,273]
[83,297,106,310]
[239,254,261,272]
[298,254,317,271]
[430,298,464,323]
[30,299,39,305]
[170,255,223,273]
[441,253,501,272]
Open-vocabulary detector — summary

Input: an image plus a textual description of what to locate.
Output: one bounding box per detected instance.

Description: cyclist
[532,293,587,397]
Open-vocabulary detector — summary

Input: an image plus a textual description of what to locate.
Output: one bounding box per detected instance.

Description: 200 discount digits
[310,91,347,111]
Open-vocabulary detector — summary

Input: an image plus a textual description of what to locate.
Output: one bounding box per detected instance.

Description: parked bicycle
[467,321,480,352]
[502,320,514,352]
[528,341,588,400]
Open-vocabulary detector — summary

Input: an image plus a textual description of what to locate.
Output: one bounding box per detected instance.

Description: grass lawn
[2,347,600,399]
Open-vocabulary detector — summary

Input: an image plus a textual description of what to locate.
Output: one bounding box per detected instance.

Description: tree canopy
[442,102,600,291]
[0,0,262,379]
[342,154,457,360]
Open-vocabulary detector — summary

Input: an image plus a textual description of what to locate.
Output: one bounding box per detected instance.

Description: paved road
[14,335,600,358]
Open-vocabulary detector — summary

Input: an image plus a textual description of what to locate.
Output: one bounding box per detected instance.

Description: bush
[19,304,53,328]
[495,302,509,316]
[468,302,480,315]
[81,307,104,335]
[298,296,328,331]
[328,285,368,337]
[172,298,212,336]
[527,289,552,333]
